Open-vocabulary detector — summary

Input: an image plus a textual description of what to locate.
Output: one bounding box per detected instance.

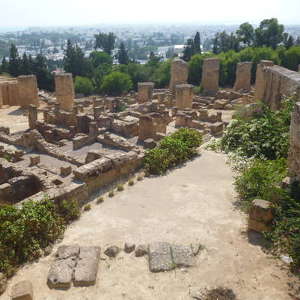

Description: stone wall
[73,151,143,195]
[288,102,300,179]
[202,58,220,96]
[256,64,300,110]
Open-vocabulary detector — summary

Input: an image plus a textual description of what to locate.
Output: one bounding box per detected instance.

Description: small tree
[75,76,94,95]
[117,42,129,65]
[194,32,201,54]
[8,44,21,76]
[101,71,132,96]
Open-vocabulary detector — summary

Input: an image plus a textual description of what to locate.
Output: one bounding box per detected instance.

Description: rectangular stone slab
[47,257,76,289]
[74,246,101,286]
[148,242,174,273]
[171,244,195,267]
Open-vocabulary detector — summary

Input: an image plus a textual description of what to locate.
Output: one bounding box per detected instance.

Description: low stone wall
[19,181,89,208]
[73,151,143,195]
[258,65,300,110]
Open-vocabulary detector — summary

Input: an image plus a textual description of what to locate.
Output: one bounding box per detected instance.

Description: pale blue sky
[0,0,299,27]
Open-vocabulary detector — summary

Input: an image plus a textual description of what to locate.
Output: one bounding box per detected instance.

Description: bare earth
[2,149,294,300]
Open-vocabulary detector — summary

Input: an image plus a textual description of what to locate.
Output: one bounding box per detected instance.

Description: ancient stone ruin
[3,55,300,299]
[202,58,220,96]
[234,61,252,92]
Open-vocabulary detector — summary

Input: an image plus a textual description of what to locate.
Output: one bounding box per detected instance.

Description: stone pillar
[169,58,188,95]
[28,105,38,129]
[234,62,252,92]
[89,121,98,138]
[254,60,274,101]
[138,82,154,103]
[175,84,193,109]
[202,58,220,96]
[17,75,39,107]
[138,115,155,141]
[55,73,74,111]
[94,106,102,119]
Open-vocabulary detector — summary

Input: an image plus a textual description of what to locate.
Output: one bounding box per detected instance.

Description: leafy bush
[101,71,133,96]
[220,99,294,160]
[234,158,287,209]
[74,76,94,96]
[0,198,80,276]
[144,128,202,175]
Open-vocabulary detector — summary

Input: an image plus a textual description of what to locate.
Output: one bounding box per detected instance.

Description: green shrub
[108,191,114,197]
[0,197,81,276]
[83,204,91,211]
[117,184,124,191]
[137,175,143,181]
[144,128,202,175]
[96,197,104,204]
[74,76,94,96]
[128,180,134,186]
[56,199,80,224]
[101,71,133,96]
[234,158,287,209]
[221,98,294,160]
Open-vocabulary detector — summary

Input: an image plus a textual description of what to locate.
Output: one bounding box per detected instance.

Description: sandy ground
[2,150,295,300]
[0,105,45,133]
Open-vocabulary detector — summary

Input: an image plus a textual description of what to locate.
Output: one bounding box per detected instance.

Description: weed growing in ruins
[144,128,202,175]
[84,204,91,211]
[108,191,114,197]
[137,175,143,181]
[96,197,104,204]
[117,184,124,191]
[56,199,81,223]
[128,180,134,186]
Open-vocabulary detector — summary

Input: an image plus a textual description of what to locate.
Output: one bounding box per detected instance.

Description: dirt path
[2,150,294,299]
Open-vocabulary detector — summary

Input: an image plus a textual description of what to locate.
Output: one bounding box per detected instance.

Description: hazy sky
[0,0,299,28]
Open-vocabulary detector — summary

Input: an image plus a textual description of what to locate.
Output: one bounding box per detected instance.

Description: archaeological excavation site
[1,56,300,300]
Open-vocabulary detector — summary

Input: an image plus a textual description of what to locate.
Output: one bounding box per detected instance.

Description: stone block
[11,280,33,300]
[171,244,195,267]
[143,138,156,149]
[148,242,174,273]
[29,155,40,166]
[249,199,274,223]
[60,165,72,177]
[73,246,100,287]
